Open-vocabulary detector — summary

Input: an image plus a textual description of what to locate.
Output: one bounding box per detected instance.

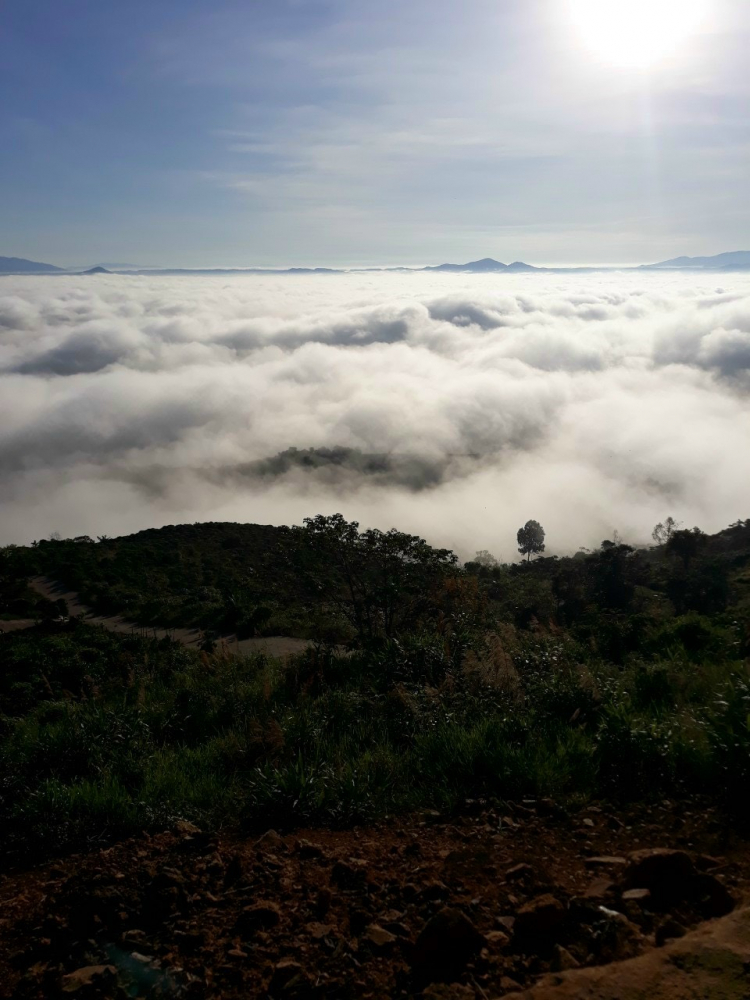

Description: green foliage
[2,514,750,864]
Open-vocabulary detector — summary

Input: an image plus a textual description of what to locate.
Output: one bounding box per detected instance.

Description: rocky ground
[1,797,748,999]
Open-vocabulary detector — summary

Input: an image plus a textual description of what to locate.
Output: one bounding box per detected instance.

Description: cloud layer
[1,271,749,559]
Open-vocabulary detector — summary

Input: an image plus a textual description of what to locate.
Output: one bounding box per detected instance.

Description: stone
[364,923,397,949]
[625,849,694,904]
[297,839,325,860]
[306,921,334,940]
[655,917,688,946]
[255,829,286,852]
[622,888,651,903]
[584,856,627,868]
[514,894,566,940]
[583,879,617,900]
[506,863,533,882]
[174,819,202,837]
[61,965,118,994]
[422,984,476,999]
[486,929,510,948]
[330,859,367,890]
[234,901,282,935]
[422,984,475,999]
[411,907,486,984]
[692,873,736,918]
[496,915,516,934]
[267,958,309,996]
[314,887,333,917]
[420,880,450,901]
[552,945,580,971]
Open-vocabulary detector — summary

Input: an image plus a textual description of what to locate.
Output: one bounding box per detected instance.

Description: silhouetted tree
[666,527,706,572]
[517,520,546,562]
[652,516,680,546]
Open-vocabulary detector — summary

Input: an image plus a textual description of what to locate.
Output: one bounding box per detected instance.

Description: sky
[1,270,749,556]
[2,0,749,267]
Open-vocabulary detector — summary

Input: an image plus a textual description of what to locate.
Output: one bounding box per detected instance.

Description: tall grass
[1,620,749,864]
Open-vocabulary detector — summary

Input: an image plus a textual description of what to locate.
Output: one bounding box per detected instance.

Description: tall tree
[517,520,546,562]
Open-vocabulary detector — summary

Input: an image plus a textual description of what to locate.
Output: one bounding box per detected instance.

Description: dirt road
[26,576,313,659]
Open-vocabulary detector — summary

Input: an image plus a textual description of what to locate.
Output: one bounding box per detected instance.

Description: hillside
[0,255,63,273]
[643,250,750,270]
[2,515,750,997]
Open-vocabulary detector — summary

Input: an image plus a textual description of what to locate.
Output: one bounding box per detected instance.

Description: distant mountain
[423,257,538,273]
[0,256,63,274]
[89,262,152,270]
[81,266,111,275]
[642,251,750,270]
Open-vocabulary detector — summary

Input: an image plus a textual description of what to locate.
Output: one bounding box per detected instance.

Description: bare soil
[26,577,313,659]
[2,797,748,999]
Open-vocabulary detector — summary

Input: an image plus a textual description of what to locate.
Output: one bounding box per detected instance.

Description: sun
[569,0,709,69]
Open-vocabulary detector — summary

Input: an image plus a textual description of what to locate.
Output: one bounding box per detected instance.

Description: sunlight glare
[569,0,709,69]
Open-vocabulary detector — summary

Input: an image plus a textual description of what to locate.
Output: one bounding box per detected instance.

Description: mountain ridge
[3,250,750,275]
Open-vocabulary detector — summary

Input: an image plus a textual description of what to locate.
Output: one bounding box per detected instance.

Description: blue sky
[2,0,748,267]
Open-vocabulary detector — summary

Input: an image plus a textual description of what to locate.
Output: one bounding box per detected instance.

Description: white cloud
[0,270,748,558]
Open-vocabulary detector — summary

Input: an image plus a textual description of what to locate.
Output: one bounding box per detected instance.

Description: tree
[652,516,680,546]
[666,527,706,572]
[299,514,458,643]
[517,520,545,562]
[473,550,498,568]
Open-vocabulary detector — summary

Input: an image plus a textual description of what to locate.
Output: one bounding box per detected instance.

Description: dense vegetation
[1,515,749,866]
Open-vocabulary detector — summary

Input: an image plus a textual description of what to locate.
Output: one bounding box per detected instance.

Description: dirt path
[0,618,37,634]
[27,576,313,660]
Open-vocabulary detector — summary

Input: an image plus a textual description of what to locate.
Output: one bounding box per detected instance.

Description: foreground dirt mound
[515,905,750,999]
[1,798,748,998]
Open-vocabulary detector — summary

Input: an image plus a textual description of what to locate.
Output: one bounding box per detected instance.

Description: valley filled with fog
[1,270,748,559]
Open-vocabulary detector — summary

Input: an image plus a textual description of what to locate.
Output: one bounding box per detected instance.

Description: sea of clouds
[1,270,749,559]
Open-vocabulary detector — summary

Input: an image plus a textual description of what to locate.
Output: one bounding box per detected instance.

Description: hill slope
[0,255,63,273]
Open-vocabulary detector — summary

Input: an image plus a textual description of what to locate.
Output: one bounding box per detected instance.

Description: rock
[625,849,694,905]
[552,945,580,971]
[174,819,202,837]
[422,984,476,999]
[622,889,651,903]
[297,839,325,860]
[582,818,595,828]
[61,965,118,994]
[595,907,647,962]
[331,859,367,890]
[691,873,736,918]
[695,854,722,872]
[411,907,486,984]
[306,921,334,940]
[584,856,627,868]
[514,894,566,941]
[234,901,282,935]
[583,879,617,900]
[364,923,397,949]
[506,862,533,882]
[655,917,688,946]
[486,929,510,949]
[496,915,516,934]
[267,958,310,996]
[420,880,450,901]
[314,887,333,917]
[256,829,286,852]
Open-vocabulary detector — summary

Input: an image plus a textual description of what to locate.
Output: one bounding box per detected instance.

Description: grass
[1,616,749,867]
